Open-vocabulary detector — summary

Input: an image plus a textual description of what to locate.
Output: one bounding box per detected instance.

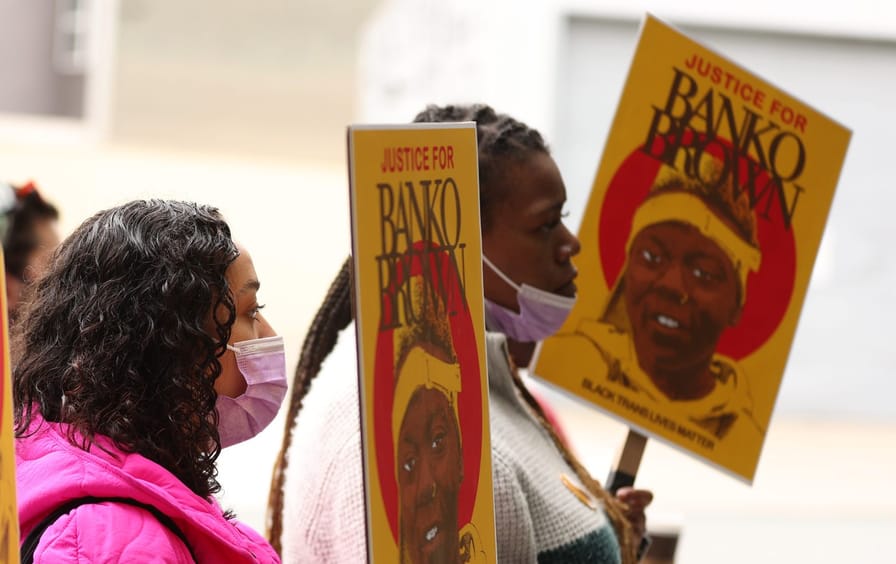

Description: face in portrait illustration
[395,346,464,564]
[382,250,479,562]
[600,154,762,402]
[624,220,742,399]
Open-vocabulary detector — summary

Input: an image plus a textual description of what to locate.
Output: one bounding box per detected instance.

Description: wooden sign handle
[606,429,647,494]
[606,429,652,560]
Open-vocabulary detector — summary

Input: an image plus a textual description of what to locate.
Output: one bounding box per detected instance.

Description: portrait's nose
[654,260,689,302]
[415,458,436,506]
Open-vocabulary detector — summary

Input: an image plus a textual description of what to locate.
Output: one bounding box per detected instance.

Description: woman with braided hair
[268,104,651,563]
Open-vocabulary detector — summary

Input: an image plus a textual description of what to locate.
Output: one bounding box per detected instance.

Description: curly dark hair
[12,199,239,500]
[413,104,549,231]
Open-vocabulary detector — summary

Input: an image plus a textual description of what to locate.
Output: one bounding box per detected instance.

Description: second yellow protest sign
[348,123,497,563]
[534,14,851,482]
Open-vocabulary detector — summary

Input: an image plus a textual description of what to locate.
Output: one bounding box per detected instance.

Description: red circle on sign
[373,242,483,542]
[597,140,797,359]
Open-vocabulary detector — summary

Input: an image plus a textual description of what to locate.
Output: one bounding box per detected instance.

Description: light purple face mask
[482,256,576,343]
[216,335,287,448]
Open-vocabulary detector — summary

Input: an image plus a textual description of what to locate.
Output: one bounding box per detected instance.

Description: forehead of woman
[226,244,260,293]
[483,151,566,229]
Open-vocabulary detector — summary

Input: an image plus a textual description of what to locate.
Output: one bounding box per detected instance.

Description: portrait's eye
[692,267,717,282]
[402,456,416,473]
[640,248,661,264]
[431,431,445,453]
[690,258,725,285]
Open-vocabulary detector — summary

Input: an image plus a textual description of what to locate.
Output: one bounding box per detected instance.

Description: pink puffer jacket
[16,413,279,563]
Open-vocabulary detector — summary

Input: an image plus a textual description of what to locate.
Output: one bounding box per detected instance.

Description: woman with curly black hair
[13,199,283,563]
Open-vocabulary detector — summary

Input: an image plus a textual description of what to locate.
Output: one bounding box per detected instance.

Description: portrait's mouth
[644,309,692,344]
[417,520,447,559]
[655,314,680,329]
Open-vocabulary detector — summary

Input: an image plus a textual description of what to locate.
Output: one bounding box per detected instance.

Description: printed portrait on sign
[533,13,848,482]
[547,143,798,441]
[393,276,464,564]
[375,247,487,564]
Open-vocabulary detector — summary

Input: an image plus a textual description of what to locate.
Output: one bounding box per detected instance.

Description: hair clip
[15,180,38,199]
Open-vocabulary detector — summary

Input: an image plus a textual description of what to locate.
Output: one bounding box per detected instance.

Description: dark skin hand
[616,487,653,545]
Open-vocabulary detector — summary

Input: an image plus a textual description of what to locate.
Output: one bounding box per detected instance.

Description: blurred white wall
[110,0,378,167]
[0,0,85,118]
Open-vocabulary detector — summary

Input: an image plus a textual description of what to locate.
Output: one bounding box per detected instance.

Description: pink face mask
[482,255,576,343]
[216,335,287,448]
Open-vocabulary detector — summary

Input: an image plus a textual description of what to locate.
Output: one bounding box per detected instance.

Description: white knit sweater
[281,327,621,563]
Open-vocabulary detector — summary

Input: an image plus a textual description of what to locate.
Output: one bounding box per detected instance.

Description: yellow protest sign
[1,254,19,562]
[534,14,851,482]
[348,123,497,562]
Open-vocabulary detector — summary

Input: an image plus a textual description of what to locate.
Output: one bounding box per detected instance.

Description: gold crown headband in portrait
[391,346,463,454]
[626,191,762,303]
